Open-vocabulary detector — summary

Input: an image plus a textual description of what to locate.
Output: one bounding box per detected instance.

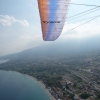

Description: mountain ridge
[1,38,100,59]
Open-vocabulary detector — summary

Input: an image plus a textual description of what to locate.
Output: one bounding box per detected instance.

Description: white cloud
[0,14,100,56]
[0,15,29,26]
[0,33,43,56]
[62,18,100,39]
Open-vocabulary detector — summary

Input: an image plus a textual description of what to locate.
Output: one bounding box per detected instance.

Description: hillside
[1,37,100,60]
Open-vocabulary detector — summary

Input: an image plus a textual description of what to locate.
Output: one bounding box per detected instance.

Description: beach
[38,80,56,100]
[3,70,56,100]
[30,76,56,100]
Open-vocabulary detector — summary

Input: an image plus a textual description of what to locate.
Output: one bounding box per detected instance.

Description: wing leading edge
[37,0,70,41]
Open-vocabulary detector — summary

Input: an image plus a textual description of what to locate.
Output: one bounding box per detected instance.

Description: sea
[0,59,9,64]
[0,60,50,100]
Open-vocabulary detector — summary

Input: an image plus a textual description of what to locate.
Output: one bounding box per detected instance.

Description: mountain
[0,44,74,59]
[1,37,100,60]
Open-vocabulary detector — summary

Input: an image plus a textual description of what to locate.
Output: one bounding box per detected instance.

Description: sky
[0,0,100,56]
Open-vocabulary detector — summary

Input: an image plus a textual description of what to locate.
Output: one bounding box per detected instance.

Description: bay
[0,60,9,64]
[0,70,50,100]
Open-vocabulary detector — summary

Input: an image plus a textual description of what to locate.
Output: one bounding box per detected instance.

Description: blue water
[0,70,50,100]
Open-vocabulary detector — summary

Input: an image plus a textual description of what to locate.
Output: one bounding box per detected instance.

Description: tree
[79,93,90,99]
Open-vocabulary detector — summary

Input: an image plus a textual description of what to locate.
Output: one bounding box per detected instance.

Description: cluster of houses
[50,80,99,100]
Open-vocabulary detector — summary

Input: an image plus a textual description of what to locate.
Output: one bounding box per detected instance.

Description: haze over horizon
[0,0,100,56]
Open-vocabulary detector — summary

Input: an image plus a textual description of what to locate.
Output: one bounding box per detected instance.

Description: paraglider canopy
[37,0,70,41]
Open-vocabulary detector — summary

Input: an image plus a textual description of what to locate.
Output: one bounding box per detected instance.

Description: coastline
[0,70,56,100]
[30,76,56,100]
[38,80,56,100]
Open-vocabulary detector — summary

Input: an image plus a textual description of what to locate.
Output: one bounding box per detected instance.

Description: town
[0,52,100,100]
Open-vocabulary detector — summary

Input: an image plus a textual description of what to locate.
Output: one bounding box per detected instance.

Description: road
[65,68,100,91]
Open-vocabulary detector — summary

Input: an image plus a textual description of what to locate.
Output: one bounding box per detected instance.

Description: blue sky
[0,0,100,56]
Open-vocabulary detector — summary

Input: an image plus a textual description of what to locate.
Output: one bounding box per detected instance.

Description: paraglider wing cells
[37,0,70,41]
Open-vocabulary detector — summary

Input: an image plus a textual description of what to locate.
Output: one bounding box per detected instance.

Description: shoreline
[38,80,56,100]
[0,70,56,100]
[29,76,56,100]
